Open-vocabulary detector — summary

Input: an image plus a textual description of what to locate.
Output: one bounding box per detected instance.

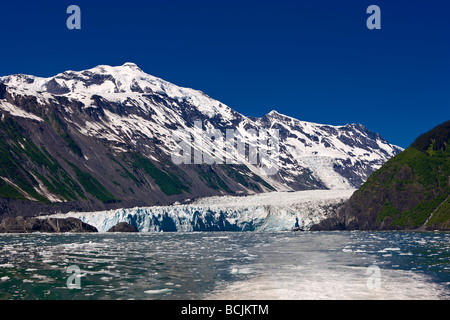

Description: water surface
[0,231,448,299]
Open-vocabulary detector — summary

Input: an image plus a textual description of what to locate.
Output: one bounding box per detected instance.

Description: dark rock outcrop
[107,222,138,232]
[0,216,97,233]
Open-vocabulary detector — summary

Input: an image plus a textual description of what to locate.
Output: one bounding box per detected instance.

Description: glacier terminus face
[46,189,355,232]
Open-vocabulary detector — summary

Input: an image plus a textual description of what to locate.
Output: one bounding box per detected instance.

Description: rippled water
[0,231,449,300]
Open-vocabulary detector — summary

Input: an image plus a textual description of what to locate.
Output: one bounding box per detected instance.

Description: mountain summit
[0,63,402,218]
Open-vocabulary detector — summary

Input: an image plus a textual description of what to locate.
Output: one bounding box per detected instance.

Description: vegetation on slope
[345,120,450,230]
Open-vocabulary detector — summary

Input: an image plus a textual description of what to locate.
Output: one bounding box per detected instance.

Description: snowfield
[46,189,355,232]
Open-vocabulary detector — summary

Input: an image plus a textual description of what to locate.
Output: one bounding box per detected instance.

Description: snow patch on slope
[0,101,43,122]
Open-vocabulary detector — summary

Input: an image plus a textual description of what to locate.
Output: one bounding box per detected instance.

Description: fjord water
[0,231,448,300]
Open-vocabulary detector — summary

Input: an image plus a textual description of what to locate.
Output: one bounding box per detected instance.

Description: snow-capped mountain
[0,63,402,217]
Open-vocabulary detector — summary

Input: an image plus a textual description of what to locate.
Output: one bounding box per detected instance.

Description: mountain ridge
[0,63,402,219]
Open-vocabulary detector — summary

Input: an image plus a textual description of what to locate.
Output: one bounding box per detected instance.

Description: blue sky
[0,0,449,148]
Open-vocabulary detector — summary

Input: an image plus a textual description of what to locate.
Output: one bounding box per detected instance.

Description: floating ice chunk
[230,267,254,275]
[0,263,14,268]
[144,288,173,295]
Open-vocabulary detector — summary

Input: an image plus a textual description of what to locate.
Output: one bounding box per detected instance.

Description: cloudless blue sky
[0,0,449,148]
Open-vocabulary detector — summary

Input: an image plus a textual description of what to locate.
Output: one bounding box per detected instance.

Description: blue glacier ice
[47,190,354,232]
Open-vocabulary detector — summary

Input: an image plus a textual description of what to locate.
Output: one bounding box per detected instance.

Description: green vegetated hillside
[313,120,450,231]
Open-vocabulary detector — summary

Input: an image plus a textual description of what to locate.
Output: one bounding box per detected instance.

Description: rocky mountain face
[0,216,97,233]
[312,120,450,231]
[0,63,402,219]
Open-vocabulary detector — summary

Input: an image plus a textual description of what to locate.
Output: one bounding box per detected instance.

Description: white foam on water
[209,265,448,300]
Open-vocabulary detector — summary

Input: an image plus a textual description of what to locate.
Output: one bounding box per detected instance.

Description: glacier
[45,189,355,232]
